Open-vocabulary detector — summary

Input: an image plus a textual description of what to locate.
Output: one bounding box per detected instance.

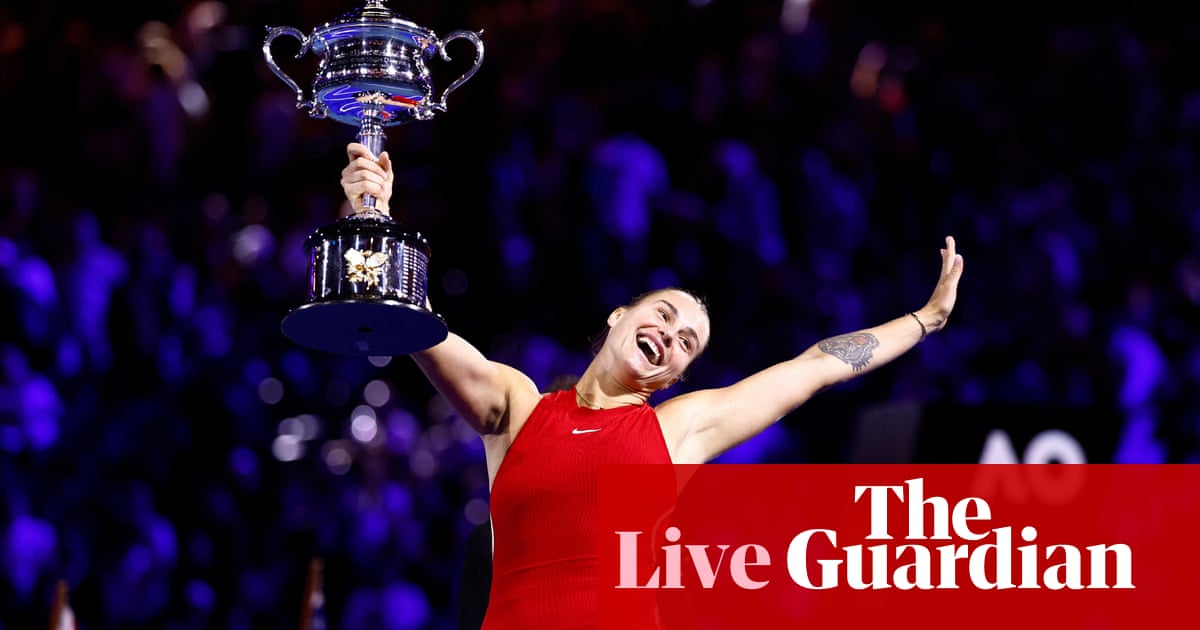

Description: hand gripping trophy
[263,0,483,355]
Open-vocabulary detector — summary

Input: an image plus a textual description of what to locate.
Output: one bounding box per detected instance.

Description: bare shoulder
[652,388,723,463]
[651,362,808,464]
[653,388,713,422]
[493,362,545,438]
[654,384,744,422]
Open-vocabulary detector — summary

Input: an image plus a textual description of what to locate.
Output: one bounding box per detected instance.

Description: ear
[607,307,626,327]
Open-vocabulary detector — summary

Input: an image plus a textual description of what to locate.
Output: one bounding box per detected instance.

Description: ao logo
[977,429,1087,504]
[979,429,1086,465]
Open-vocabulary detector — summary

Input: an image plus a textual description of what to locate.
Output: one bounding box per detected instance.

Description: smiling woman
[588,288,708,362]
[339,141,965,628]
[580,288,711,397]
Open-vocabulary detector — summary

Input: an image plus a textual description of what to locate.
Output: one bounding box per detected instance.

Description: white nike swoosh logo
[572,427,603,435]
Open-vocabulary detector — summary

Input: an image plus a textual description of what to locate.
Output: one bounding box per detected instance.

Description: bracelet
[908,312,928,342]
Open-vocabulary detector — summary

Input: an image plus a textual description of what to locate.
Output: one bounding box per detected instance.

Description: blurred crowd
[2,0,1199,627]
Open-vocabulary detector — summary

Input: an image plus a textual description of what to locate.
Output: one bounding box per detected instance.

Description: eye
[680,337,691,352]
[658,308,669,321]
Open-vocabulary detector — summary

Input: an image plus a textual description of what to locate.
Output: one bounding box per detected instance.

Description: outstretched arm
[659,236,965,464]
[410,334,540,435]
[340,143,540,435]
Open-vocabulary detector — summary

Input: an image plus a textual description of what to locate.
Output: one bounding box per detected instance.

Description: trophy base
[281,299,448,356]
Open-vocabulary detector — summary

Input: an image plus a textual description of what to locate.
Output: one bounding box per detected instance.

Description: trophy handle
[433,30,485,112]
[263,26,323,117]
[355,97,389,218]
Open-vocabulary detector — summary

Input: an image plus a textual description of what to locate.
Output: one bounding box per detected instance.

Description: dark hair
[546,373,581,392]
[587,287,710,378]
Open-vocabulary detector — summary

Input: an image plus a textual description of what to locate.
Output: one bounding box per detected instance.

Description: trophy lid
[310,0,435,53]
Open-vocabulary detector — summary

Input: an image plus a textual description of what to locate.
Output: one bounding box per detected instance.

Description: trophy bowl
[263,0,484,125]
[263,0,483,356]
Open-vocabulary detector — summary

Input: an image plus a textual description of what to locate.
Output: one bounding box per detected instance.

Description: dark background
[2,0,1197,627]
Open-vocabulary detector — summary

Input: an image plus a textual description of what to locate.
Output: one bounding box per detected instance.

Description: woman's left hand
[917,235,965,333]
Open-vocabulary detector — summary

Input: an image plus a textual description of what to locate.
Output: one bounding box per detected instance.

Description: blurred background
[2,0,1198,627]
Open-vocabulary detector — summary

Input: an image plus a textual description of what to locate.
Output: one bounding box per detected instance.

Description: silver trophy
[263,0,483,355]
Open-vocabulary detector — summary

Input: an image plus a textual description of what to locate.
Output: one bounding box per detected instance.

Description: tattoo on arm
[817,333,880,372]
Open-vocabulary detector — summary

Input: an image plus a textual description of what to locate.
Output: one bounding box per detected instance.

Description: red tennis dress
[482,387,672,629]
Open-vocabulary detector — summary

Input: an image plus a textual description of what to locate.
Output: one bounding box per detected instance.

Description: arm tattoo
[818,333,880,372]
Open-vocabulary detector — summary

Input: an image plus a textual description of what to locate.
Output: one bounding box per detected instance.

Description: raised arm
[340,143,540,436]
[409,334,540,435]
[659,236,964,464]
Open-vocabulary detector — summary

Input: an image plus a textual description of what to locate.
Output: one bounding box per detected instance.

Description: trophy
[263,0,483,355]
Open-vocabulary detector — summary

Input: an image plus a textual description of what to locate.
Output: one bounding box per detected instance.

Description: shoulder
[492,364,550,439]
[497,362,543,413]
[651,389,717,463]
[653,386,727,423]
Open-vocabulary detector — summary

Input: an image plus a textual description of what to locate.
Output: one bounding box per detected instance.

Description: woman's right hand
[340,142,394,214]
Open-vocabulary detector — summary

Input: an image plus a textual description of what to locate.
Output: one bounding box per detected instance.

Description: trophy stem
[355,94,388,218]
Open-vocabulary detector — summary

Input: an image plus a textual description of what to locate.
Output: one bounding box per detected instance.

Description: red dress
[482,387,672,629]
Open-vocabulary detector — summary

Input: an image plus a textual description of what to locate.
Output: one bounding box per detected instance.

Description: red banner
[596,465,1199,629]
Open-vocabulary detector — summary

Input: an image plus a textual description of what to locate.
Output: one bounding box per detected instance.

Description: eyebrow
[654,299,702,348]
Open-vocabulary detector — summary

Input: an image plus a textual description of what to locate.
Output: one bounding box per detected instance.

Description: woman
[340,143,964,627]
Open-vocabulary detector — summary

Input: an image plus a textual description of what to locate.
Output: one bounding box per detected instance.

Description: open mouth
[636,335,663,366]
